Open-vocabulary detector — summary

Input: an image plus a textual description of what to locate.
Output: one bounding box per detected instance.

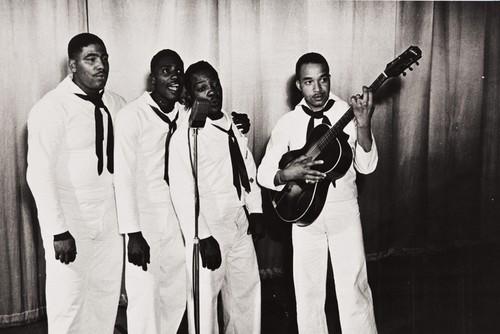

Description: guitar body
[271,124,353,225]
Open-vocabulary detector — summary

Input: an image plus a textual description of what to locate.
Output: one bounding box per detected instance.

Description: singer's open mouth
[167,83,180,93]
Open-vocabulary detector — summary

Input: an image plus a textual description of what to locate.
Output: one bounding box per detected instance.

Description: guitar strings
[304,106,355,158]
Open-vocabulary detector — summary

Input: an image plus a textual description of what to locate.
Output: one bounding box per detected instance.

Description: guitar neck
[315,72,388,152]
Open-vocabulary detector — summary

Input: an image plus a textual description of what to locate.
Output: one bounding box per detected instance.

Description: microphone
[189,99,209,128]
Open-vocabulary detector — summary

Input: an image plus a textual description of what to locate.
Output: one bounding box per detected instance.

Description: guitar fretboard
[307,72,387,156]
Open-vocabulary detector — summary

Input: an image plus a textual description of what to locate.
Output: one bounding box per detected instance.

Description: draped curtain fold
[1,0,498,326]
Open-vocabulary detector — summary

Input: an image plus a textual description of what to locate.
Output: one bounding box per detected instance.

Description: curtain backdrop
[1,0,499,326]
[0,0,87,326]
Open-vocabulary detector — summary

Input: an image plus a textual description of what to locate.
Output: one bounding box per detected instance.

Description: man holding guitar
[257,52,378,334]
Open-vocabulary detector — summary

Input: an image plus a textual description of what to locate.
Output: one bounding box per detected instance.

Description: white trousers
[125,202,186,334]
[292,198,377,334]
[185,206,261,334]
[42,195,123,334]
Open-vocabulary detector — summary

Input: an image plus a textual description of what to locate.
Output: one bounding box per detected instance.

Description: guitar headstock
[384,46,422,78]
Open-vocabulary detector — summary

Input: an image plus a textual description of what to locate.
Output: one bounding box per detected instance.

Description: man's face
[296,62,331,111]
[151,55,184,102]
[189,69,223,116]
[70,43,109,95]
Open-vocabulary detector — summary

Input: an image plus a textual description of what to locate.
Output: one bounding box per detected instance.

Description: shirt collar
[144,91,181,119]
[206,109,231,129]
[61,75,105,97]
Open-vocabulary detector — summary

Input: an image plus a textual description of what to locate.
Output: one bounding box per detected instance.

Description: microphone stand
[192,126,200,334]
[189,99,208,334]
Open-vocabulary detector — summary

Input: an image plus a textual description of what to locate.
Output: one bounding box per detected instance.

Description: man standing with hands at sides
[27,33,126,333]
[169,61,262,334]
[114,51,251,333]
[257,52,378,334]
[114,49,187,333]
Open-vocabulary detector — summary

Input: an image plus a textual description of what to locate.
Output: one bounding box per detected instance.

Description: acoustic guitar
[271,46,422,226]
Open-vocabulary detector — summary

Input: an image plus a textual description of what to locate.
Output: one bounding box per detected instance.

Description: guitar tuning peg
[416,61,419,66]
[403,72,406,76]
[409,67,413,71]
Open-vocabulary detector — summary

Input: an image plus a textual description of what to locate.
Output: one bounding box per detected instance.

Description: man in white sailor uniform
[257,52,378,334]
[27,33,126,333]
[169,61,262,334]
[114,49,187,333]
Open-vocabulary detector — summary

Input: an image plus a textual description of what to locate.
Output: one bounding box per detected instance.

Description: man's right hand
[231,111,251,134]
[53,232,77,265]
[127,232,150,271]
[199,236,222,271]
[276,155,326,185]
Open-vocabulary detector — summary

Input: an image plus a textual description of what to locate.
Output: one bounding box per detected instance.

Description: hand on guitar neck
[350,86,374,152]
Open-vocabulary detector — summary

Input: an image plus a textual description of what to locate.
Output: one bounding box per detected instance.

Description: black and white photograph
[1,1,499,333]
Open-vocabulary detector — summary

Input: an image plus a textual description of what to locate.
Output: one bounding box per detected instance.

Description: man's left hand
[351,86,374,151]
[351,86,374,128]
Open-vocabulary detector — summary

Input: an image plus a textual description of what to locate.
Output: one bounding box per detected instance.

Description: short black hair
[150,49,183,73]
[184,61,218,95]
[67,33,105,59]
[295,52,329,80]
